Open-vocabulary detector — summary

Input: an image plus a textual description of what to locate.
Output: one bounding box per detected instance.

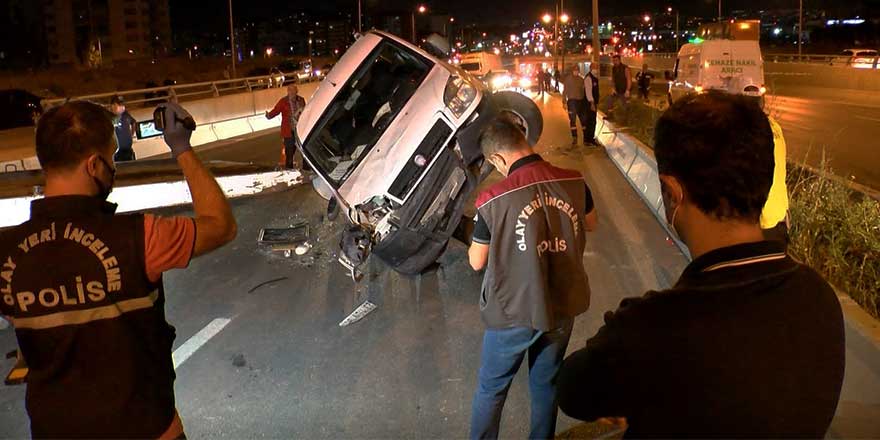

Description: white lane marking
[854,115,880,123]
[172,318,232,370]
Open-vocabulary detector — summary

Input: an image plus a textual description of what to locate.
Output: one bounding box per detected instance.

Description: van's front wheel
[491,91,544,146]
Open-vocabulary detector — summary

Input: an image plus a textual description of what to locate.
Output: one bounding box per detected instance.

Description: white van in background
[459,52,504,78]
[668,39,767,104]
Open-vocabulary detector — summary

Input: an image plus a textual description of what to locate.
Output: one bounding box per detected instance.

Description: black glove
[157,102,196,158]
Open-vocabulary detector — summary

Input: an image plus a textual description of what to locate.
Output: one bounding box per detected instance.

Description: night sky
[169,0,874,34]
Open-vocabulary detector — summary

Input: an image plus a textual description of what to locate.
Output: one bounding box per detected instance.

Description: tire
[491,91,544,146]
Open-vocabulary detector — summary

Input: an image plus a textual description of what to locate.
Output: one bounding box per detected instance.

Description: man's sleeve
[557,300,640,421]
[472,211,491,244]
[267,99,282,118]
[143,214,197,283]
[584,182,595,214]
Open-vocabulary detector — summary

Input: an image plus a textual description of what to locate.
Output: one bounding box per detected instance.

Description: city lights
[417,5,426,13]
[560,13,570,24]
[542,13,552,24]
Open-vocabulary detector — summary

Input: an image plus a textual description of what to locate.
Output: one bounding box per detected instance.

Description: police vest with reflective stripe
[0,195,176,438]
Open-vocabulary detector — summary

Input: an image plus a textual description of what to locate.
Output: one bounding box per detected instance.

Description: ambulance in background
[459,52,504,78]
[667,20,767,105]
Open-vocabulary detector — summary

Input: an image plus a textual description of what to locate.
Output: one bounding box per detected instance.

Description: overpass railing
[40,71,323,109]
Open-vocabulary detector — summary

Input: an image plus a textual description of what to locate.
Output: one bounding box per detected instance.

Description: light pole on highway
[798,0,804,56]
[718,0,722,20]
[412,5,427,43]
[228,0,236,78]
[591,0,600,66]
[357,0,363,33]
[668,6,680,53]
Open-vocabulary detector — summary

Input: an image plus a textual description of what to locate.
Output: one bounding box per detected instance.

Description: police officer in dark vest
[584,63,601,146]
[468,116,598,439]
[0,101,237,438]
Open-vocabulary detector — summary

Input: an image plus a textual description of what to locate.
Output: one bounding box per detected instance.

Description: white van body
[669,40,766,102]
[459,52,504,77]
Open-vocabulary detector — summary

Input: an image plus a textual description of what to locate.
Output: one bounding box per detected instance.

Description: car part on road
[338,300,378,327]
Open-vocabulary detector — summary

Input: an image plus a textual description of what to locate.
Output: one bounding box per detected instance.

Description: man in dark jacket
[0,101,237,438]
[468,117,598,440]
[110,95,137,162]
[557,91,845,438]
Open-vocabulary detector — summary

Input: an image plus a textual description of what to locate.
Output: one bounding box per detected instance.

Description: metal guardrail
[40,71,323,109]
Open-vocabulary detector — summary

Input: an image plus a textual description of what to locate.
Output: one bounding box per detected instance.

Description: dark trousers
[584,103,598,143]
[470,319,574,440]
[114,148,136,162]
[283,137,302,170]
[566,99,589,142]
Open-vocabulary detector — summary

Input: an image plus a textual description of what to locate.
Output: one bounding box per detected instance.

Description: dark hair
[654,91,774,222]
[110,95,125,105]
[612,54,621,60]
[479,114,529,157]
[35,101,116,171]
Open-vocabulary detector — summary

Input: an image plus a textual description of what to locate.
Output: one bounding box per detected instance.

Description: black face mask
[93,155,116,201]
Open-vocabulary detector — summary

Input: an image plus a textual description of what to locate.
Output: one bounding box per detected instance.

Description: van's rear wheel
[491,91,544,146]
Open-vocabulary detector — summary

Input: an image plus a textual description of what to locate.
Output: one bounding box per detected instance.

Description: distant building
[42,0,172,66]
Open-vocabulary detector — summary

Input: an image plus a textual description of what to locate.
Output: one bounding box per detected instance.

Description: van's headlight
[445,76,477,118]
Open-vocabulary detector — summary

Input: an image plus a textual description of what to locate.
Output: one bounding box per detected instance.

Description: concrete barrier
[594,113,689,257]
[0,82,320,173]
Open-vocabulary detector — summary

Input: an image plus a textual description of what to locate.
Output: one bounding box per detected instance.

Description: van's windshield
[302,41,432,187]
[461,62,481,72]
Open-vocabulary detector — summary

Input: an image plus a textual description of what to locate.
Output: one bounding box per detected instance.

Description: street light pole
[358,0,362,33]
[228,0,236,78]
[592,0,600,66]
[718,0,722,20]
[554,2,559,70]
[798,0,804,56]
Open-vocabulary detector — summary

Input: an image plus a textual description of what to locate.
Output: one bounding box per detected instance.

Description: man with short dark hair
[604,55,631,116]
[110,95,137,162]
[0,100,237,438]
[557,92,845,438]
[561,65,589,146]
[468,116,598,439]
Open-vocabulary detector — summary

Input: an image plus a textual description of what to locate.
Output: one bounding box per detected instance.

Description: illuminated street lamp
[542,13,553,24]
[412,5,427,42]
[643,14,651,23]
[560,13,570,24]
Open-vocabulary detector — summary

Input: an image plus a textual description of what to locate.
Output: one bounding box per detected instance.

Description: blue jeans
[470,319,574,440]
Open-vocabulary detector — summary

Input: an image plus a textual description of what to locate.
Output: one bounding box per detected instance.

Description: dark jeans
[470,319,574,440]
[585,103,598,143]
[283,136,302,170]
[114,148,136,162]
[566,99,589,142]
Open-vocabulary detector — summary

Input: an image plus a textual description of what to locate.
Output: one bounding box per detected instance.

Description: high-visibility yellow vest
[761,117,789,229]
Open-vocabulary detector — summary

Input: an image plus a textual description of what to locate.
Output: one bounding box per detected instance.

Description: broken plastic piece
[338,300,377,327]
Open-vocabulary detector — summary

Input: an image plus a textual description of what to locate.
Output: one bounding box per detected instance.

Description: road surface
[1,93,878,438]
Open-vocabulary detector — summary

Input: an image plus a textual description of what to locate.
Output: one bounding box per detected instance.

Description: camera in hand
[153,105,197,132]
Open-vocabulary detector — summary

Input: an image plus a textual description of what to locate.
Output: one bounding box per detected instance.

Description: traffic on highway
[1,2,879,439]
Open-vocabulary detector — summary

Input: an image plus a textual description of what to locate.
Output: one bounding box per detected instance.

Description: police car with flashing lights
[295,31,542,277]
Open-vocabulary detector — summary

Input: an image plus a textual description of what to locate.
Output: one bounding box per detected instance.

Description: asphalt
[0,93,878,438]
